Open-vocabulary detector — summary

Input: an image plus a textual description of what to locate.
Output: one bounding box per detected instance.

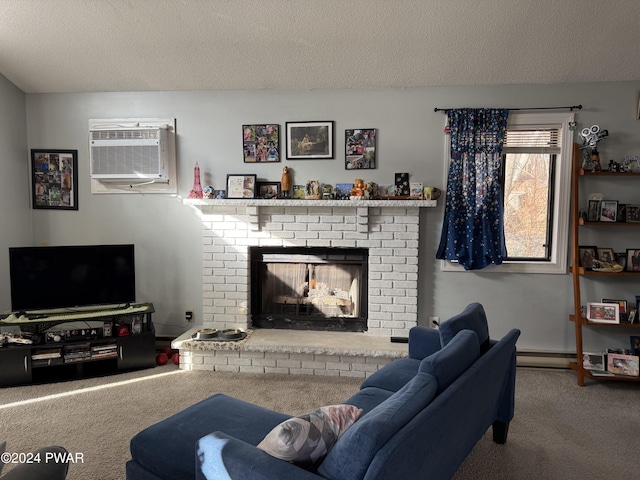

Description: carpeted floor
[0,366,638,479]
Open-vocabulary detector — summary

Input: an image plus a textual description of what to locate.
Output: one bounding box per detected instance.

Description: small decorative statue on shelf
[579,124,608,171]
[281,166,292,198]
[188,162,203,198]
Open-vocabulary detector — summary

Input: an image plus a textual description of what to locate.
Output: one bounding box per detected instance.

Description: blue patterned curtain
[436,108,509,270]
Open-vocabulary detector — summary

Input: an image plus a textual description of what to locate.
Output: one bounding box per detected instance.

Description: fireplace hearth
[250,247,368,331]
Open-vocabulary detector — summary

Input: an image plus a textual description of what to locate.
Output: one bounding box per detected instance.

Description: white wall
[12,81,640,351]
[0,74,30,311]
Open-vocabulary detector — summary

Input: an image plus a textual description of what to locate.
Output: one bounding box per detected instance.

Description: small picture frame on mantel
[226,174,257,199]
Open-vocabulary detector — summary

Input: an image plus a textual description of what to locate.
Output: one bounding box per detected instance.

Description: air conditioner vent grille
[90,129,162,141]
[90,145,161,175]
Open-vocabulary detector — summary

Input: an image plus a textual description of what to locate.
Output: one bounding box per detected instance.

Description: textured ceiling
[1,0,639,94]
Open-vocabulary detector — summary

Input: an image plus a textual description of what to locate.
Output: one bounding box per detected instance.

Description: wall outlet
[185,309,194,322]
[429,316,440,329]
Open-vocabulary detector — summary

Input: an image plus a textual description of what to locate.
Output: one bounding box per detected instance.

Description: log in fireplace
[250,247,368,331]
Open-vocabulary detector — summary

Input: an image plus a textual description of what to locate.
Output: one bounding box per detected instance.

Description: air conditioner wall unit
[89,126,170,182]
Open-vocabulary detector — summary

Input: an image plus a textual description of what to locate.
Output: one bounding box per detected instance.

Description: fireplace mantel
[184,198,436,230]
[184,198,436,207]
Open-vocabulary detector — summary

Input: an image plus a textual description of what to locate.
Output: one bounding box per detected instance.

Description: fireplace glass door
[251,247,367,331]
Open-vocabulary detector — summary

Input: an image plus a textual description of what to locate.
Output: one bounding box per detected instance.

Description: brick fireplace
[188,199,435,337]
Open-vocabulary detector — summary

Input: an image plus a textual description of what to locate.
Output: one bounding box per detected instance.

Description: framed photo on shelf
[597,247,615,263]
[285,121,334,160]
[607,353,639,376]
[599,200,618,222]
[631,335,640,355]
[626,248,640,272]
[578,245,597,270]
[582,352,606,371]
[242,124,280,163]
[587,200,600,222]
[345,128,376,169]
[602,299,627,321]
[31,149,78,210]
[257,181,281,199]
[226,174,257,199]
[626,204,640,222]
[586,302,620,324]
[628,308,638,324]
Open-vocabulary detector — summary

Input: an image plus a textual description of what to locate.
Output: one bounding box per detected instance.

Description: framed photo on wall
[31,149,78,210]
[345,128,376,169]
[242,124,280,163]
[285,121,334,160]
[226,174,257,199]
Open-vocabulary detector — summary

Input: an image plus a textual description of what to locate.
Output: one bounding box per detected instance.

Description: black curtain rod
[433,105,582,113]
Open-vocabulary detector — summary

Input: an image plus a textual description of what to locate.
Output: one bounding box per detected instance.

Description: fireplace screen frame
[250,246,368,331]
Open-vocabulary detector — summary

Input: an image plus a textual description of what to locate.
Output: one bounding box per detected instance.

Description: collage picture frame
[243,124,280,163]
[31,149,78,210]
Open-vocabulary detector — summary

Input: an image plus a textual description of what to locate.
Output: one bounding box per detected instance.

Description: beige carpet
[0,365,638,479]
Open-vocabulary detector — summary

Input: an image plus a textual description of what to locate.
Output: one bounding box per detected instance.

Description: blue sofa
[127,303,520,480]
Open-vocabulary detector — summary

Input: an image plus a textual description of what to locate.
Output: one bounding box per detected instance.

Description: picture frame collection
[205,122,433,200]
[584,197,640,224]
[578,244,640,273]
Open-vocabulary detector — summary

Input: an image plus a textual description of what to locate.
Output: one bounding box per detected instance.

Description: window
[441,111,575,274]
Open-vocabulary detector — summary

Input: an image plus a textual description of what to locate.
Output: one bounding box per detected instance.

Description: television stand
[0,303,156,387]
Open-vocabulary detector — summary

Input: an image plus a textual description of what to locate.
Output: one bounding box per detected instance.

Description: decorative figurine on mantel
[350,179,369,199]
[281,166,292,198]
[188,162,203,198]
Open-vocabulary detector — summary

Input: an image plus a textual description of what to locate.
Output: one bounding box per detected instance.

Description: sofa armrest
[408,326,441,360]
[196,432,323,480]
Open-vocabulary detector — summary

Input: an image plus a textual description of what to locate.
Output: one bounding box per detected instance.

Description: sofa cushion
[359,357,420,392]
[317,372,437,480]
[439,302,491,353]
[256,404,363,469]
[344,386,396,414]
[419,329,480,393]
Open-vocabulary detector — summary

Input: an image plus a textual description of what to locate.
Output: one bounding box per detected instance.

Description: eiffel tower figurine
[188,162,203,198]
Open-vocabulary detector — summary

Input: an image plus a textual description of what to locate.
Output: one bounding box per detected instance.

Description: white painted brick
[352,362,379,373]
[277,359,302,369]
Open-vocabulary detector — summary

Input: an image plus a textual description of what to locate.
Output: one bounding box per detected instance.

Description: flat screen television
[9,244,135,312]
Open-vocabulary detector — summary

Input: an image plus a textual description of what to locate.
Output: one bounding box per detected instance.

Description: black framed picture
[587,200,600,222]
[285,121,334,160]
[242,124,280,163]
[226,174,257,199]
[345,128,376,169]
[31,149,78,210]
[257,182,281,199]
[578,245,597,270]
[626,248,640,272]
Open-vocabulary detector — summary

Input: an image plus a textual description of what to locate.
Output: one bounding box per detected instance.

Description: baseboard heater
[516,350,574,369]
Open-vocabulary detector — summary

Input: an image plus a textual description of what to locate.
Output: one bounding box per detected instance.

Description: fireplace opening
[250,247,368,331]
